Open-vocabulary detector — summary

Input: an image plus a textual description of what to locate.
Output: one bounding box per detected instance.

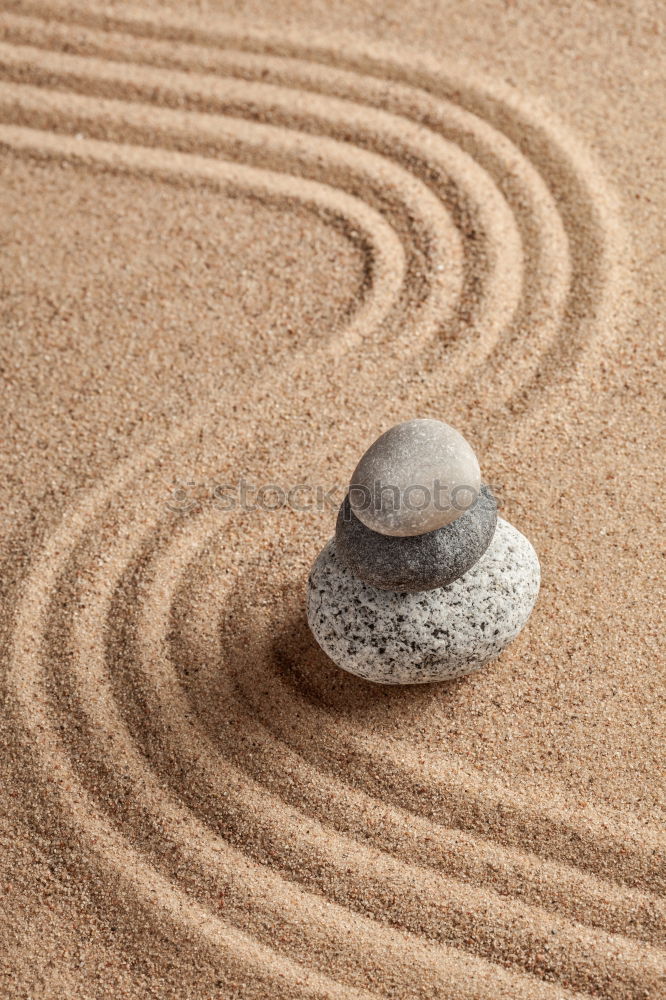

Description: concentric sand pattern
[0,2,631,404]
[3,4,661,999]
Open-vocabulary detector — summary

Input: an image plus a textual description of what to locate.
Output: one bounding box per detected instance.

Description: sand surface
[0,1,664,997]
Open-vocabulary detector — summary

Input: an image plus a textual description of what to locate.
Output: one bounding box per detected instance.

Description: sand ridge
[0,2,664,998]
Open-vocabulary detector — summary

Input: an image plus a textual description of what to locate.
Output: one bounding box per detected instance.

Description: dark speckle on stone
[306,518,541,684]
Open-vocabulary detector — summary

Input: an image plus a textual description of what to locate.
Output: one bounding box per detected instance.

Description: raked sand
[0,1,664,997]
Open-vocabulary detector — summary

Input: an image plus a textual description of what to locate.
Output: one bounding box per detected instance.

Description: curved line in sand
[2,6,648,996]
[0,6,630,416]
[0,122,412,361]
[0,43,528,373]
[20,495,666,999]
[9,404,663,910]
[160,520,666,907]
[143,519,666,944]
[10,517,591,1000]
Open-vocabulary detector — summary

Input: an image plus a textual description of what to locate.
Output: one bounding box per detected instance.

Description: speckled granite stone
[349,418,481,536]
[335,484,497,592]
[306,518,540,684]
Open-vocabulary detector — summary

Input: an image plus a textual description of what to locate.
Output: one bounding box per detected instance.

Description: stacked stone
[307,419,540,684]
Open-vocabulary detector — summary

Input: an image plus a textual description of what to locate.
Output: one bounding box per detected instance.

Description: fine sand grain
[0,1,664,997]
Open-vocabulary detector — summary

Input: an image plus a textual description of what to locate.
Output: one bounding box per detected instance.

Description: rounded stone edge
[349,418,482,537]
[334,483,498,592]
[306,518,540,685]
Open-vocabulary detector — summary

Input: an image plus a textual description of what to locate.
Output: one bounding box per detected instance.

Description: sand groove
[10,453,597,1000]
[0,6,631,407]
[3,4,660,998]
[8,421,666,996]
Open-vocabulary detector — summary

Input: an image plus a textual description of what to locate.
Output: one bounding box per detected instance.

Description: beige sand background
[0,1,664,997]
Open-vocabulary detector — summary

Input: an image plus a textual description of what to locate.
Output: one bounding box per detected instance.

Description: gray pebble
[349,418,481,536]
[335,484,497,591]
[306,518,540,684]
